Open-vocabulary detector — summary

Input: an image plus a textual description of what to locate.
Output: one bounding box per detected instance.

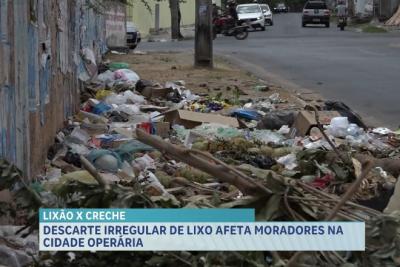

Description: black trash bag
[252,155,276,169]
[135,79,154,93]
[166,90,182,103]
[64,151,82,168]
[257,110,296,130]
[324,101,367,129]
[108,111,129,122]
[357,185,395,212]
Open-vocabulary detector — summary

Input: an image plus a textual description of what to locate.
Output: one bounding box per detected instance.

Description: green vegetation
[362,25,387,33]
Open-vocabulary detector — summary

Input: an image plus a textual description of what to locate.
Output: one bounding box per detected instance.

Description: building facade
[127,0,222,37]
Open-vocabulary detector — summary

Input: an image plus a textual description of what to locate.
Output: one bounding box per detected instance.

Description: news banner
[39,208,365,251]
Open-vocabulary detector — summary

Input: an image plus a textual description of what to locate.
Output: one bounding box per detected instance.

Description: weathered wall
[0,0,114,177]
[105,1,127,47]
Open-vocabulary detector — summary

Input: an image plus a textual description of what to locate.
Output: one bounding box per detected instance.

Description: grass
[362,25,387,33]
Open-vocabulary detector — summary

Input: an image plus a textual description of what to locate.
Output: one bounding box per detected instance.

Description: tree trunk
[169,0,181,40]
[347,0,355,17]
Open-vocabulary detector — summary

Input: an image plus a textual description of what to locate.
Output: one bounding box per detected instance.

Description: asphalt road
[141,13,400,128]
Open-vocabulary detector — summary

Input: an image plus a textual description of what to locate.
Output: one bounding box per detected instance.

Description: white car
[237,4,266,31]
[260,4,273,26]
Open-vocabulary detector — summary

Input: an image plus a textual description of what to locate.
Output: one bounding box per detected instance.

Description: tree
[169,0,183,40]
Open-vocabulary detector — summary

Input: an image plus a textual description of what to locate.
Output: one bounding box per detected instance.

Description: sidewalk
[147,25,196,42]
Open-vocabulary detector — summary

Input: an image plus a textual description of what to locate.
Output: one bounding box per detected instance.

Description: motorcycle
[337,17,347,31]
[213,15,249,40]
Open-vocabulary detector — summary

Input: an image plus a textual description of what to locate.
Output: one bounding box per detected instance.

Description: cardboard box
[137,121,171,138]
[153,122,170,138]
[163,109,240,129]
[141,87,173,99]
[291,110,340,136]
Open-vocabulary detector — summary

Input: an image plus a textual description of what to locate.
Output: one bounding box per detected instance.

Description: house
[354,0,374,17]
[127,0,222,38]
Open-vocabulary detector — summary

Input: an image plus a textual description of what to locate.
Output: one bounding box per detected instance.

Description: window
[305,2,327,9]
[237,5,262,14]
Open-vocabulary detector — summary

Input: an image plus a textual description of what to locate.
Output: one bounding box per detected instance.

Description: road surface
[141,13,400,128]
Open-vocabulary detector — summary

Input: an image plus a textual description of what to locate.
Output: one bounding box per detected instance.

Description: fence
[0,0,116,177]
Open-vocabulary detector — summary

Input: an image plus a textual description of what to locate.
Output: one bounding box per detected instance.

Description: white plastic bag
[133,154,155,172]
[277,154,298,170]
[123,90,145,104]
[114,69,140,84]
[115,104,141,115]
[97,70,115,83]
[326,117,349,137]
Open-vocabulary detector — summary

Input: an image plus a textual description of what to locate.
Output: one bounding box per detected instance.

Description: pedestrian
[336,0,347,18]
[212,1,221,19]
[227,1,238,21]
[226,0,238,28]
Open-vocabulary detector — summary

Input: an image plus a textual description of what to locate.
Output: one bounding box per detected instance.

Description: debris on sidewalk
[1,52,400,267]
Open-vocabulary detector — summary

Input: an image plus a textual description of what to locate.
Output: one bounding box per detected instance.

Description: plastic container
[70,127,91,144]
[108,62,130,71]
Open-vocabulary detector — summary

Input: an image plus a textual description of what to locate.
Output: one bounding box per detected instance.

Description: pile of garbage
[1,58,400,267]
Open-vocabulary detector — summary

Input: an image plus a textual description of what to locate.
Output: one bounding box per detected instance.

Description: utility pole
[195,0,213,68]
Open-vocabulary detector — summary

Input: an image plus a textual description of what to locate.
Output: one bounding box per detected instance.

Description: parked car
[302,1,331,28]
[273,3,288,13]
[260,4,274,26]
[126,22,141,49]
[237,4,266,31]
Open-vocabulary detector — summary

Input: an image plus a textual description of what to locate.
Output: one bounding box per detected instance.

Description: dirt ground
[106,51,303,109]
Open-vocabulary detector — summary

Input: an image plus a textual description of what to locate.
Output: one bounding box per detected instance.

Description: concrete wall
[105,1,127,47]
[127,0,222,37]
[0,0,116,177]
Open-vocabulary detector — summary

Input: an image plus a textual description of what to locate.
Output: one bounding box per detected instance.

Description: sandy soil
[106,51,303,108]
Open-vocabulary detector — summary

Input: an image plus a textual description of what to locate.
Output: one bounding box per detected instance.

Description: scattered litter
[277,153,298,170]
[3,53,400,267]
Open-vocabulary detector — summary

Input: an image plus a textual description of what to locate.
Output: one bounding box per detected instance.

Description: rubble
[1,53,400,267]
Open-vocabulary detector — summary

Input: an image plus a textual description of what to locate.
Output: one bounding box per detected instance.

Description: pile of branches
[1,125,400,266]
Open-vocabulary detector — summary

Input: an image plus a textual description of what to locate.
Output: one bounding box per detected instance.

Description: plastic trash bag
[250,130,285,145]
[132,154,155,171]
[70,127,90,144]
[122,90,145,104]
[114,140,154,162]
[87,149,123,173]
[326,117,349,137]
[114,104,141,115]
[105,91,145,105]
[231,108,262,121]
[257,111,296,130]
[92,102,112,115]
[277,154,298,170]
[113,69,140,84]
[97,70,114,84]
